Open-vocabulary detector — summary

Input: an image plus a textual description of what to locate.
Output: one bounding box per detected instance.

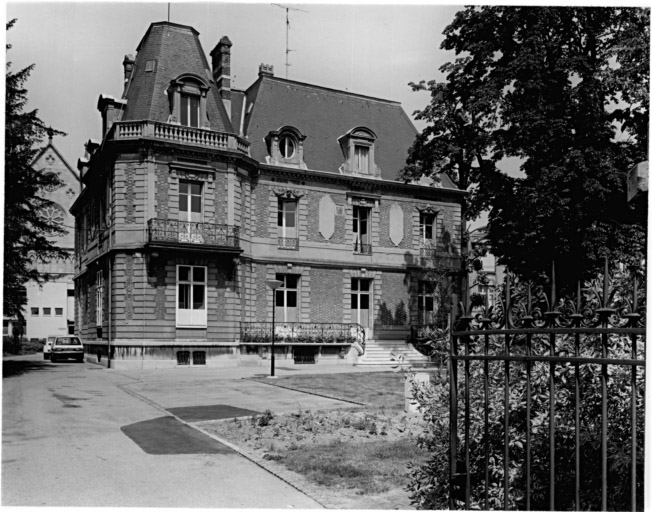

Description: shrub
[258,410,274,427]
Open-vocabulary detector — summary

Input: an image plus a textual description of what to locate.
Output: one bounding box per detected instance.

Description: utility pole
[273,4,308,79]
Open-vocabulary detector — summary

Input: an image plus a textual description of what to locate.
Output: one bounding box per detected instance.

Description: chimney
[122,54,135,95]
[97,95,126,137]
[259,64,274,78]
[210,36,232,121]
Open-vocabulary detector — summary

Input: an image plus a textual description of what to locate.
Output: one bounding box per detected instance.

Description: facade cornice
[257,163,466,201]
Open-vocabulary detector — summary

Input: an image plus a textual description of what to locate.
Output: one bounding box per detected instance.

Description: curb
[244,377,370,407]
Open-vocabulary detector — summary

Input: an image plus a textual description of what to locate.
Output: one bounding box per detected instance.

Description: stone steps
[356,338,432,366]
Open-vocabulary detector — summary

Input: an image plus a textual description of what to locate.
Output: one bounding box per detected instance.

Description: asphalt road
[2,354,323,508]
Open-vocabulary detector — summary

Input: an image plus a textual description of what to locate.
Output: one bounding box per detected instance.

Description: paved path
[3,355,385,508]
[121,371,362,416]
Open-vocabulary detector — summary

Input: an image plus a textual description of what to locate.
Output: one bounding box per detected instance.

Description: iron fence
[449,259,645,510]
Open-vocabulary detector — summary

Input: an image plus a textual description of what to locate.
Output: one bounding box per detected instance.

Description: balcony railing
[147,219,240,249]
[111,120,250,155]
[420,245,455,258]
[278,237,299,250]
[419,245,462,269]
[241,322,365,347]
[353,241,372,255]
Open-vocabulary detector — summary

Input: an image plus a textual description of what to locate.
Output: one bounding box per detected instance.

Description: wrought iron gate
[449,261,645,510]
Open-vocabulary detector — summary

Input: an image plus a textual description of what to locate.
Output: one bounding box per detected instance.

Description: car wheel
[77,356,84,363]
[51,355,56,363]
[43,354,48,360]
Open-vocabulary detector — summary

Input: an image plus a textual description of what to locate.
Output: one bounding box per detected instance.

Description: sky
[6,1,462,173]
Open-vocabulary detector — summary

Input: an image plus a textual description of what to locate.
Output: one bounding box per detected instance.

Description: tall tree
[5,19,67,319]
[403,7,648,289]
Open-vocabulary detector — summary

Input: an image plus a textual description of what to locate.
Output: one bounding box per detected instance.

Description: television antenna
[273,4,309,79]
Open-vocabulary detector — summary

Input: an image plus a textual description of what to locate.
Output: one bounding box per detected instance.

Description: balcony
[419,245,462,269]
[241,322,365,346]
[110,120,250,155]
[147,219,241,253]
[278,237,299,250]
[353,241,372,255]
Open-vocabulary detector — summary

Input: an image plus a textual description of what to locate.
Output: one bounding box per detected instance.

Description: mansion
[72,21,465,369]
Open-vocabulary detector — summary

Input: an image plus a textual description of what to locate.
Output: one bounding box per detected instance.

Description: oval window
[279,135,296,159]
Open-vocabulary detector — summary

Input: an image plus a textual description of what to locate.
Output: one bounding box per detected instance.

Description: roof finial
[46,126,54,144]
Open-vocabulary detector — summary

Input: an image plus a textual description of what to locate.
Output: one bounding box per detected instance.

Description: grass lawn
[203,371,435,509]
[252,370,409,408]
[279,438,424,495]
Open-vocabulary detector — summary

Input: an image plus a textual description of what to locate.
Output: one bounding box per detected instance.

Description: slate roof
[230,89,246,136]
[243,76,421,182]
[121,22,232,132]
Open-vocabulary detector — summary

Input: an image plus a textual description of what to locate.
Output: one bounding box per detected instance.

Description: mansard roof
[243,75,421,183]
[121,22,233,132]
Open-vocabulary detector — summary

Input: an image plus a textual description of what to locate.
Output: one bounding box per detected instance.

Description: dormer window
[168,74,210,129]
[354,145,370,174]
[265,126,307,169]
[338,127,380,178]
[180,93,200,127]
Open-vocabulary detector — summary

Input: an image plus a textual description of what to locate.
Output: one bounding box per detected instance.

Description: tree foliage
[401,7,648,290]
[4,19,67,318]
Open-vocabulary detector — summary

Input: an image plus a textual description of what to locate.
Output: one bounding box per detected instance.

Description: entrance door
[275,274,298,322]
[351,278,371,328]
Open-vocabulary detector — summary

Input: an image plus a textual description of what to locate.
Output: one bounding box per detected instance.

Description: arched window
[39,204,66,226]
[265,126,307,168]
[279,135,296,159]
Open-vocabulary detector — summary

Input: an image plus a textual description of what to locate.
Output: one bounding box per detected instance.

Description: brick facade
[305,191,347,244]
[310,268,344,322]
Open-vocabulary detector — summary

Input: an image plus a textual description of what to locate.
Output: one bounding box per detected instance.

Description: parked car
[50,336,84,363]
[43,336,56,360]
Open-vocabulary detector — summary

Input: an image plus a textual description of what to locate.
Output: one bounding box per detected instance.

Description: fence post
[449,311,458,510]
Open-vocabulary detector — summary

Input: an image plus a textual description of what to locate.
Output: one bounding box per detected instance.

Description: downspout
[107,256,112,368]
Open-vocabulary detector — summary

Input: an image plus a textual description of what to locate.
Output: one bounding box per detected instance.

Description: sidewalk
[115,363,394,414]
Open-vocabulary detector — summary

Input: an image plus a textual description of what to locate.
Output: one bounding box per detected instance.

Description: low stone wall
[81,340,358,369]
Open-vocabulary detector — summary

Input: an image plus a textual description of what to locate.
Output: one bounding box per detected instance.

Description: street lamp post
[265,279,283,377]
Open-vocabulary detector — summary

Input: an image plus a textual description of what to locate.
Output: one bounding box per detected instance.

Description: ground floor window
[418,281,436,324]
[475,283,495,309]
[351,278,372,328]
[177,265,207,327]
[275,273,299,322]
[96,270,104,326]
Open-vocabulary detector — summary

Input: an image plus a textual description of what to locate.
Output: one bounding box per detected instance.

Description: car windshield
[56,337,81,346]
